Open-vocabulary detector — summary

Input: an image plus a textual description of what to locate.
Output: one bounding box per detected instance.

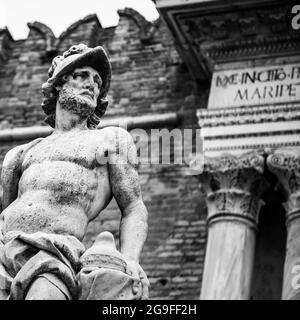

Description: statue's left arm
[105,127,149,298]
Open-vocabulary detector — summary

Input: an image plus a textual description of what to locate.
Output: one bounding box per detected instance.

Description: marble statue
[0,44,149,300]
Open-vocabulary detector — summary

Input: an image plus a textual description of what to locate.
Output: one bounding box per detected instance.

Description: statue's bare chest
[22,132,102,170]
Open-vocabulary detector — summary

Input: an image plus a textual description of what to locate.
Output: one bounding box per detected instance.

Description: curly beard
[58,86,96,118]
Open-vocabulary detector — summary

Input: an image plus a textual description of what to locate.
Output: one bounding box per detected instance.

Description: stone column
[199,151,266,300]
[267,149,300,300]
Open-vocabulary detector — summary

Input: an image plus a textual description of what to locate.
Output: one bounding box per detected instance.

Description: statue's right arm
[0,138,43,212]
[0,139,42,240]
[1,145,25,211]
[0,145,25,240]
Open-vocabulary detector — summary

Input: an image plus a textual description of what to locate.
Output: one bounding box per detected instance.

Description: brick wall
[0,8,209,299]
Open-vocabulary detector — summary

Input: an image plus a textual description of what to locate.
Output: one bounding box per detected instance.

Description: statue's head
[41,44,112,129]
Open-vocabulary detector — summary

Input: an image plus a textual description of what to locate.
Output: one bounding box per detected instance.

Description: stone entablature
[156,0,299,82]
[208,64,300,109]
[198,104,300,128]
[156,0,300,157]
[197,102,300,157]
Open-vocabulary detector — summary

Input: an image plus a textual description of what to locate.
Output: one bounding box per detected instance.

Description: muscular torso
[2,129,113,240]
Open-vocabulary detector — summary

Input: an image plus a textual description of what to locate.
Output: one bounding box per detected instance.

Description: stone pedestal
[199,151,266,300]
[267,149,300,300]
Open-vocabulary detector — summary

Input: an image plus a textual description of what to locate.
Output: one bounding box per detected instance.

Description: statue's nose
[83,80,94,91]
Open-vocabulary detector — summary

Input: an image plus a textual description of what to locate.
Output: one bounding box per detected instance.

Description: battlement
[0,9,183,130]
[0,27,14,65]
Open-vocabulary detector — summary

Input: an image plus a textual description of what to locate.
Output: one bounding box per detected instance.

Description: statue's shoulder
[94,127,137,165]
[3,138,44,165]
[20,137,44,155]
[95,126,133,144]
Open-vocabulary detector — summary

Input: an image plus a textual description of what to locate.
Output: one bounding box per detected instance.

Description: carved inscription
[208,64,300,108]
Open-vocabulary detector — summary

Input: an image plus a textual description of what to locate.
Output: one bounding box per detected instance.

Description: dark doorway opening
[250,172,286,300]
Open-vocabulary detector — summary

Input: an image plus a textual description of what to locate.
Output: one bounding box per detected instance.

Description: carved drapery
[199,151,267,300]
[267,149,300,300]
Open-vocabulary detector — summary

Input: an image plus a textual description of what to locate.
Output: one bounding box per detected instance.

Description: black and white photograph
[0,0,299,305]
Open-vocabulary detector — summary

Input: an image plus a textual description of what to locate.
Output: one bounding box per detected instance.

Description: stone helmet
[41,43,112,128]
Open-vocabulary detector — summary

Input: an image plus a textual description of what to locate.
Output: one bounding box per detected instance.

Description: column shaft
[267,150,300,300]
[199,152,266,300]
[201,219,256,299]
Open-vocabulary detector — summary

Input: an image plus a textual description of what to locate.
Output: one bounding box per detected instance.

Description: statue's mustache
[58,87,96,117]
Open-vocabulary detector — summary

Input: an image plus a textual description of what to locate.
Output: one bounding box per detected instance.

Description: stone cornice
[198,103,300,128]
[204,34,300,63]
[202,140,300,154]
[197,103,300,156]
[187,4,300,64]
[156,0,299,81]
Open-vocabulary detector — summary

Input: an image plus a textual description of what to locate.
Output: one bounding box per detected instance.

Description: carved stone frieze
[181,7,291,43]
[197,104,300,128]
[202,151,264,174]
[156,0,299,81]
[203,34,300,63]
[202,140,300,156]
[267,149,300,223]
[198,151,267,227]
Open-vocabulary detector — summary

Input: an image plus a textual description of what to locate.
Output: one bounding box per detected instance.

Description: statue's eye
[73,72,82,79]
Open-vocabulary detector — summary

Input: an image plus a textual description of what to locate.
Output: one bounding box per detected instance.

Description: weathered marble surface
[0,44,149,300]
[199,152,267,300]
[201,220,256,300]
[79,231,143,300]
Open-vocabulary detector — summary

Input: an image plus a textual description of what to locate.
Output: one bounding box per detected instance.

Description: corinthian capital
[267,149,300,223]
[199,151,267,227]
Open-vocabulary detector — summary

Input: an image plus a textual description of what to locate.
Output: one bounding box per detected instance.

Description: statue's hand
[125,259,150,300]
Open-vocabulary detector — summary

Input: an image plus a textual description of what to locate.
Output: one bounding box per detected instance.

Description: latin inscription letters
[208,64,300,108]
